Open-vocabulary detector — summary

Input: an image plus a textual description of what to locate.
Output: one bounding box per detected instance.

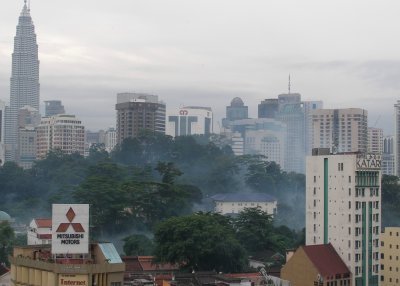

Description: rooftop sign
[356,153,381,170]
[52,204,89,254]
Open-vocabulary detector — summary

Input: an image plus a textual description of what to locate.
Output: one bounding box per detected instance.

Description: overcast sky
[0,0,399,133]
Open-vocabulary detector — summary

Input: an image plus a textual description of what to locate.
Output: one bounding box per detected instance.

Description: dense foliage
[153,209,303,272]
[153,212,247,272]
[0,131,305,230]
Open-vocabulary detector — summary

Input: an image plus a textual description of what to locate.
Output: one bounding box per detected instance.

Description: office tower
[303,101,323,155]
[276,93,305,174]
[382,136,395,175]
[17,106,40,169]
[311,108,368,154]
[5,1,40,162]
[36,114,85,159]
[0,101,6,165]
[44,100,65,117]
[306,150,381,286]
[395,101,400,176]
[222,97,248,129]
[380,227,400,285]
[230,118,286,169]
[166,106,213,137]
[115,93,166,145]
[367,127,383,154]
[258,98,279,119]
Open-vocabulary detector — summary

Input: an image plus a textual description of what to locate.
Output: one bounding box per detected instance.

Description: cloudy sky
[0,0,399,133]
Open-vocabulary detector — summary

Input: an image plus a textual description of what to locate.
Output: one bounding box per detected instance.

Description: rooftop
[302,244,350,277]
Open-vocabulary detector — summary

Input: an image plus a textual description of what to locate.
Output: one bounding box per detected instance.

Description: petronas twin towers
[5,1,40,161]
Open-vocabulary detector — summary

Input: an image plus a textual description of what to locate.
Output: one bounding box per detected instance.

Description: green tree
[235,207,275,253]
[123,234,154,256]
[0,221,15,266]
[153,212,246,272]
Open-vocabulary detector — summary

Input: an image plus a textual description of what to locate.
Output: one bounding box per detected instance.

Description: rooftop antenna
[288,74,291,94]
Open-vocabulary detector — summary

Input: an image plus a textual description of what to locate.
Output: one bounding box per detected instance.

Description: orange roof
[35,218,52,228]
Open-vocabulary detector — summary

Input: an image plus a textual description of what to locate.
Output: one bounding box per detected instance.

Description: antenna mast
[288,74,291,94]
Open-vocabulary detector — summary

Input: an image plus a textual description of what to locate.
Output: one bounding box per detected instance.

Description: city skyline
[0,0,399,132]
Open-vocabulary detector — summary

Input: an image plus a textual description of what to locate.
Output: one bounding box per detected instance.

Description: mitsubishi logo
[56,207,85,232]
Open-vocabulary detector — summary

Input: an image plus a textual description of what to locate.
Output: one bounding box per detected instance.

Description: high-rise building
[36,114,85,159]
[394,101,400,176]
[115,93,166,145]
[0,100,6,165]
[367,127,383,155]
[306,150,381,286]
[311,108,368,154]
[303,101,323,155]
[230,118,286,169]
[5,1,40,162]
[104,127,117,152]
[166,106,213,137]
[258,98,279,119]
[382,136,395,175]
[276,93,305,174]
[17,106,40,169]
[222,97,248,129]
[44,100,65,117]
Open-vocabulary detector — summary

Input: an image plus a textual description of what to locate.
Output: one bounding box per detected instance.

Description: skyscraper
[222,97,248,129]
[5,1,40,161]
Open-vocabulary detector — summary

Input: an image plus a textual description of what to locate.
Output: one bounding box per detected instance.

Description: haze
[0,0,399,133]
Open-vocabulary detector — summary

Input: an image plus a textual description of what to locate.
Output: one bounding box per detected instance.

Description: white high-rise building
[104,127,117,152]
[311,108,368,154]
[306,149,381,286]
[368,127,383,155]
[166,106,213,137]
[36,114,85,159]
[5,2,40,162]
[303,100,323,155]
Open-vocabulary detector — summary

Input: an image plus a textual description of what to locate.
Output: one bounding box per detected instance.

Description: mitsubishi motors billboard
[52,204,89,254]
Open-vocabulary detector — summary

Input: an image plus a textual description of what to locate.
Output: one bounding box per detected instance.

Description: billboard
[59,274,88,286]
[52,204,89,254]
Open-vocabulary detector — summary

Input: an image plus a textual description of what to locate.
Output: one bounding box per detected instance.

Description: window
[314,176,316,183]
[349,176,351,183]
[349,201,351,209]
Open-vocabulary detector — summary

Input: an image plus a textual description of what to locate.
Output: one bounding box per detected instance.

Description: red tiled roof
[122,256,178,272]
[37,234,51,239]
[138,256,178,271]
[302,243,350,277]
[35,218,52,228]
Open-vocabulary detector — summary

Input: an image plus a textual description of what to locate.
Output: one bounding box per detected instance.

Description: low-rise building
[10,243,124,286]
[380,227,400,285]
[27,218,52,245]
[281,243,351,286]
[211,193,277,216]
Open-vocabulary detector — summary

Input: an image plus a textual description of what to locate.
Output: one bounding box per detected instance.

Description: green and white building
[306,149,381,286]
